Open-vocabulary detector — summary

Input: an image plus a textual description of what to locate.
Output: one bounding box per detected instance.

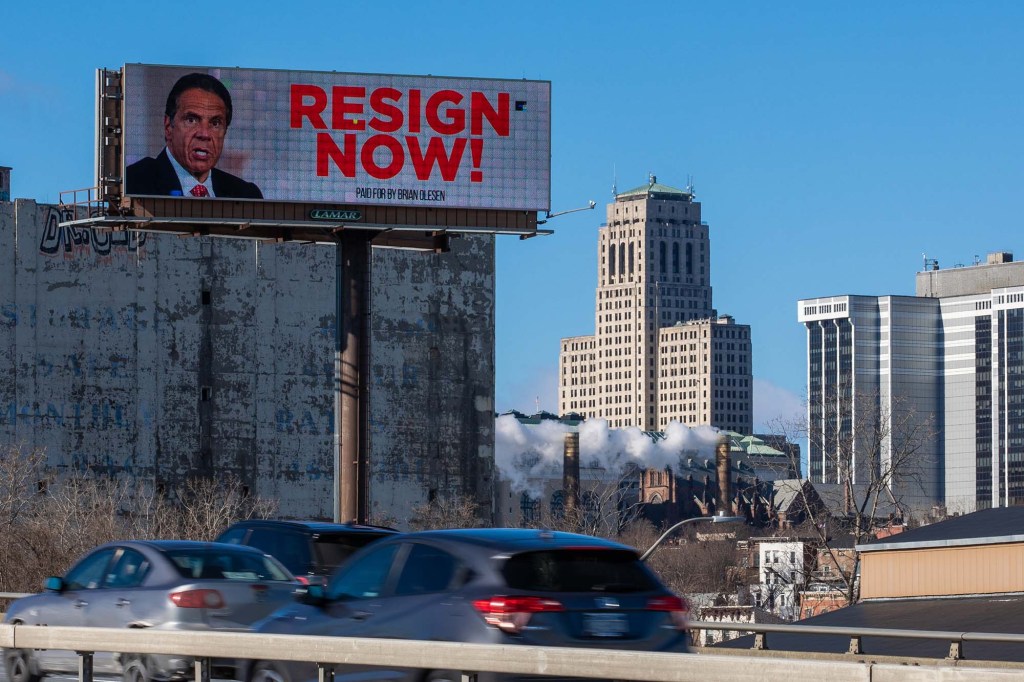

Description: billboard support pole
[334,231,372,524]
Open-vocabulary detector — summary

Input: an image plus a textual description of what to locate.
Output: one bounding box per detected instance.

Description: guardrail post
[193,656,211,682]
[947,641,963,660]
[318,663,335,682]
[77,651,94,682]
[753,632,769,650]
[847,635,863,654]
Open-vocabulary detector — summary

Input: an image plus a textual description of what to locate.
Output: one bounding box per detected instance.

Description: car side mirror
[43,576,64,592]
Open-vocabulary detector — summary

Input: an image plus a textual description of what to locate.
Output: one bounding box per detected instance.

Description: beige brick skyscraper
[559,176,753,433]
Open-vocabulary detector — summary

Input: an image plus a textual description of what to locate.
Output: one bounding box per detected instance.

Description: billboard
[121,64,551,211]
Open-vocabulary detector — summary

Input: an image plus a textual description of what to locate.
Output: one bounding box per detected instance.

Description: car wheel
[3,649,41,682]
[122,655,151,682]
[250,661,291,682]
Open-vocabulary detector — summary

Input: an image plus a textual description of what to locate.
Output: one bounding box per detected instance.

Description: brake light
[647,595,689,630]
[472,596,564,633]
[294,576,311,585]
[169,589,225,609]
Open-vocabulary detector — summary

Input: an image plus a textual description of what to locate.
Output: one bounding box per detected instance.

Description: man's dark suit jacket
[125,149,263,199]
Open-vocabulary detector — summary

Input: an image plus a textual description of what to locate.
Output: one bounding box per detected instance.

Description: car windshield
[502,549,657,593]
[162,548,293,582]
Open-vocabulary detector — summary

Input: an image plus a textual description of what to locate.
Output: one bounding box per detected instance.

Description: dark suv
[215,520,397,583]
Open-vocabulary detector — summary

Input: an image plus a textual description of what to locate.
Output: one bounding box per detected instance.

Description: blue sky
[3,2,1023,431]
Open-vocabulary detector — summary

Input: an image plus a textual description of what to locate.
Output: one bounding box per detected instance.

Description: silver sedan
[3,540,298,682]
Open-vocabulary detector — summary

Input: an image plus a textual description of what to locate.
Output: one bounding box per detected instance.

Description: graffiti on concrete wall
[1,304,144,334]
[38,206,146,258]
[275,406,332,435]
[1,399,146,430]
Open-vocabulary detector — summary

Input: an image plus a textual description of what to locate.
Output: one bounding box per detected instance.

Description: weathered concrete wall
[0,198,494,526]
[371,239,495,522]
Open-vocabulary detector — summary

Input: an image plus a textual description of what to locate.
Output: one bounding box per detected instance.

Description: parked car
[2,540,298,682]
[245,528,690,682]
[215,520,397,584]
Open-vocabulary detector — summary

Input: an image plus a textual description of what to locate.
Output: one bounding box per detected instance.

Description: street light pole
[640,512,744,561]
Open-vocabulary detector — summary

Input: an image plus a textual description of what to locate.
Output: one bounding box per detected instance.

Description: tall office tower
[798,252,1024,513]
[559,176,753,434]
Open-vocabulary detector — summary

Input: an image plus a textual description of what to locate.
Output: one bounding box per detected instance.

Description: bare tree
[766,388,939,603]
[0,444,278,596]
[165,476,278,540]
[408,495,484,530]
[0,444,50,593]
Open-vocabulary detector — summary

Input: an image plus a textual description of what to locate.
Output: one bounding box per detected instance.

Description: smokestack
[716,436,731,515]
[563,431,580,515]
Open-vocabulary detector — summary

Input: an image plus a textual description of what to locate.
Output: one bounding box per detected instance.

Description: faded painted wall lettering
[2,401,134,429]
[35,352,131,379]
[1,304,37,328]
[274,407,333,434]
[45,306,146,332]
[39,207,147,258]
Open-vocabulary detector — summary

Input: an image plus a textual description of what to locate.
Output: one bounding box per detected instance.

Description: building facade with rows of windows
[798,252,1024,513]
[558,176,753,433]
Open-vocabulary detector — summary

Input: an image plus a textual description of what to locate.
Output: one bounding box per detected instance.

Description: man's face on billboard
[164,88,228,182]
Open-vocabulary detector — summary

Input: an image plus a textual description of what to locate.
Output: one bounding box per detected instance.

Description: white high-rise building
[798,252,1024,513]
[559,176,753,433]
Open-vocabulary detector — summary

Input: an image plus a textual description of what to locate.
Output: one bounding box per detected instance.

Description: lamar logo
[310,209,362,221]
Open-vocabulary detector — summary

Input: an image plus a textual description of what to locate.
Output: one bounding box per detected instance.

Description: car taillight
[169,589,225,609]
[294,576,311,585]
[472,596,565,634]
[647,595,689,630]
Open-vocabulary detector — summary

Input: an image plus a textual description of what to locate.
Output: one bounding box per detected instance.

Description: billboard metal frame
[66,68,547,246]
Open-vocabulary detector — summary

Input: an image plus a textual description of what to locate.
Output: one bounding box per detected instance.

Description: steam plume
[494,414,722,496]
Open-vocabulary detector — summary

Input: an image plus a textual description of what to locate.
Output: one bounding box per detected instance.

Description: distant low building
[857,506,1024,600]
[717,506,1024,662]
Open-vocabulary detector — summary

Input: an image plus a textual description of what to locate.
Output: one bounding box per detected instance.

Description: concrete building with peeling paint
[0,182,495,526]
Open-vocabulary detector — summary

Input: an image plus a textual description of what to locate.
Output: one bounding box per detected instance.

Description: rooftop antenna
[612,164,617,197]
[686,175,695,195]
[535,396,541,413]
[649,172,656,187]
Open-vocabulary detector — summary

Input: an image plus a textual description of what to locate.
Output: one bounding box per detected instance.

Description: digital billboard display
[121,64,551,211]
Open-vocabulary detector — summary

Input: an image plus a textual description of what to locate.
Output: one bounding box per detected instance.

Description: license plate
[583,612,628,637]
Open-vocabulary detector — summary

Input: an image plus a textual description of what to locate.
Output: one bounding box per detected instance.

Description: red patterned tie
[190,184,209,197]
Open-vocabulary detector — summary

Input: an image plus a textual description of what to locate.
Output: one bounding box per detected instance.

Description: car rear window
[502,549,657,593]
[162,548,292,582]
[313,533,389,571]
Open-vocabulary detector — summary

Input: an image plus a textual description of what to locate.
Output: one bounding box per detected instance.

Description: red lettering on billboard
[470,138,483,182]
[290,84,327,129]
[361,135,404,179]
[369,88,403,133]
[316,132,356,176]
[332,86,366,131]
[293,84,513,182]
[425,90,466,135]
[407,137,467,181]
[471,92,509,136]
[408,89,422,134]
